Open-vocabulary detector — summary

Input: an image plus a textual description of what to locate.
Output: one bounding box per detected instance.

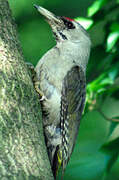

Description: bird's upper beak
[34,5,61,24]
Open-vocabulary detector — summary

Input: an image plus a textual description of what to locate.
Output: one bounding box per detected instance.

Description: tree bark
[0,0,53,179]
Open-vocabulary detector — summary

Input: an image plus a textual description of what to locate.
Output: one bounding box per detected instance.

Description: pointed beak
[34,5,60,24]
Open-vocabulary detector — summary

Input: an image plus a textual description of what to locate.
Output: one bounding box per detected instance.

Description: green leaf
[106,152,118,173]
[87,73,114,93]
[109,121,119,137]
[101,138,119,153]
[101,140,119,178]
[108,69,118,81]
[108,123,119,143]
[101,138,119,174]
[106,32,119,52]
[88,0,108,17]
[75,17,93,30]
[110,23,119,32]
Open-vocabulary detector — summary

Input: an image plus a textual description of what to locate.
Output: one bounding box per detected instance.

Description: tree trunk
[0,0,53,179]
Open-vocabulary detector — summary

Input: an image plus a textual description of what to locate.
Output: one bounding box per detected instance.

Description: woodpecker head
[34,5,91,46]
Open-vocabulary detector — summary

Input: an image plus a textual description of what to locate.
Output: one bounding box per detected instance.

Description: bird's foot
[34,81,47,101]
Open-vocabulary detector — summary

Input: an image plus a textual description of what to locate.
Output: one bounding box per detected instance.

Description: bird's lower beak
[34,5,60,24]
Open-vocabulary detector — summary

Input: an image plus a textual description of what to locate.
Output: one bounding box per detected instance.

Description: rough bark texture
[0,0,53,179]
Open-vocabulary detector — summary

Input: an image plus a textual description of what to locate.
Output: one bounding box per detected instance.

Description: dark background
[8,0,119,179]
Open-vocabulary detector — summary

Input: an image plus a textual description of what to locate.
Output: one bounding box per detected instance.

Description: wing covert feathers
[60,66,86,177]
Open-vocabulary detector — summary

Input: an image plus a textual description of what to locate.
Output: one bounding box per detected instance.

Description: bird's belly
[43,84,61,126]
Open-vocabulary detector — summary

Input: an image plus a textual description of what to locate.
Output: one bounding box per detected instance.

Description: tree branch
[0,0,53,179]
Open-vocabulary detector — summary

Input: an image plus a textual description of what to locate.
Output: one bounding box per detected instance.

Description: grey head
[34,5,91,46]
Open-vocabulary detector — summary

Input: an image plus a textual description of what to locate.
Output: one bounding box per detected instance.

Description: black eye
[61,18,75,29]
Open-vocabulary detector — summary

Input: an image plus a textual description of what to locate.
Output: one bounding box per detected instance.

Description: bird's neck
[56,40,90,71]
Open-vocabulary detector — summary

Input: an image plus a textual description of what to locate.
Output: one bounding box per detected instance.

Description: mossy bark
[0,0,53,179]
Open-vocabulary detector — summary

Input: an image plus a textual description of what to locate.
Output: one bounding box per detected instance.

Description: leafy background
[8,0,119,179]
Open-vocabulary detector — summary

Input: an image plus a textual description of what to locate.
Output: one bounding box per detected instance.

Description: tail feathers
[52,147,62,179]
[52,147,68,180]
[61,160,67,180]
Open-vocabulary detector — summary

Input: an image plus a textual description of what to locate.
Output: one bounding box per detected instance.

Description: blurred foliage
[8,0,119,179]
